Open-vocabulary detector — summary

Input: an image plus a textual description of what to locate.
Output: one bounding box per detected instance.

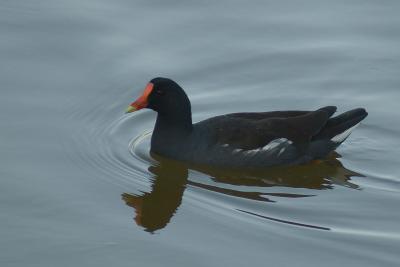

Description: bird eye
[155,90,164,96]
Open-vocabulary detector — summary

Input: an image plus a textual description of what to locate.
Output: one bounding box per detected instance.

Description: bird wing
[225,110,310,120]
[207,106,337,150]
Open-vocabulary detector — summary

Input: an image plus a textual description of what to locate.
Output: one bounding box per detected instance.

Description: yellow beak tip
[125,106,137,114]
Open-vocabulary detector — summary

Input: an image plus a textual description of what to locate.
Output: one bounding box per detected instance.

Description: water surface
[1,1,400,266]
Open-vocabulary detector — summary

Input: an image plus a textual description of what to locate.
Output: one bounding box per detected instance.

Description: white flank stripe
[261,138,292,151]
[223,138,293,156]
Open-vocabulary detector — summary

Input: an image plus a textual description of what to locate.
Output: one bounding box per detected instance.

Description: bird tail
[313,108,368,143]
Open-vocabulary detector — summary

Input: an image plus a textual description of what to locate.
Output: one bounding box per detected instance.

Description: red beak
[125,83,154,113]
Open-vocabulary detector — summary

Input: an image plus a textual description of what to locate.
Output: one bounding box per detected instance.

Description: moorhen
[125,77,367,168]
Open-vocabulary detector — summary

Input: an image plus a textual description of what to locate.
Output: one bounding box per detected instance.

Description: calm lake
[1,0,400,266]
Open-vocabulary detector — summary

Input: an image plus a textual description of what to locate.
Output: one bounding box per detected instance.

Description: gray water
[1,1,400,266]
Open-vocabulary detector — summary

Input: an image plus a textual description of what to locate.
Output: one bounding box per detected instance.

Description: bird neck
[151,102,193,157]
[154,108,193,135]
[151,111,192,157]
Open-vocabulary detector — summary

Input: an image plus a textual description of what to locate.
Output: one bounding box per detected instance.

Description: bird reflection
[122,160,187,233]
[122,152,362,232]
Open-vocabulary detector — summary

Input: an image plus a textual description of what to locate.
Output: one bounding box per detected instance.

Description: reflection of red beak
[121,193,143,226]
[125,83,154,113]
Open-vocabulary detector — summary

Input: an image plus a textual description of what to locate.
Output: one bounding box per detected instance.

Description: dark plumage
[126,77,368,168]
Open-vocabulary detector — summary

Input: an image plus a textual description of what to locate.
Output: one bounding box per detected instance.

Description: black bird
[126,77,367,169]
